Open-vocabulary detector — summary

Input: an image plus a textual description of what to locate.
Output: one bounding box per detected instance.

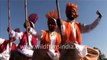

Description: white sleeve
[11,30,23,40]
[30,28,43,40]
[35,30,43,40]
[0,38,5,44]
[80,17,101,33]
[30,28,37,35]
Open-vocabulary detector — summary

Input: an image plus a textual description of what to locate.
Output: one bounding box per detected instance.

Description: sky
[0,0,107,57]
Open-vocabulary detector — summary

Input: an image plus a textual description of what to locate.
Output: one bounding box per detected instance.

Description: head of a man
[66,2,79,20]
[24,20,31,31]
[46,10,58,32]
[24,13,38,32]
[47,17,57,32]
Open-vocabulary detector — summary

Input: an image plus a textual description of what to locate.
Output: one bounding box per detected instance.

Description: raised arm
[80,10,102,33]
[0,38,5,45]
[7,27,23,40]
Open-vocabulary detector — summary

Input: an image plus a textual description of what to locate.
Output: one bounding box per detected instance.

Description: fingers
[96,10,102,18]
[7,26,12,34]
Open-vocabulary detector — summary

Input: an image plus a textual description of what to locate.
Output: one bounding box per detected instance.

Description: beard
[26,27,30,33]
[48,26,56,32]
[49,28,54,32]
[66,14,75,20]
[68,16,75,20]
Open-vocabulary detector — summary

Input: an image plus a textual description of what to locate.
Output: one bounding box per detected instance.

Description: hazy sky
[0,0,107,57]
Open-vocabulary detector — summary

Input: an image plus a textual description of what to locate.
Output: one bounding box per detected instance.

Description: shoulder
[62,20,70,26]
[41,30,49,33]
[75,21,80,25]
[41,30,49,36]
[23,31,27,34]
[63,20,68,24]
[75,21,81,27]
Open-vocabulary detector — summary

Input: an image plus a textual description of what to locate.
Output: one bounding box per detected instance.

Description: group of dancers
[0,2,102,60]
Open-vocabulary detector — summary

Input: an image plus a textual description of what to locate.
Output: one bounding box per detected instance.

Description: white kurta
[11,28,37,57]
[62,21,88,57]
[0,38,12,60]
[17,34,34,57]
[48,32,56,56]
[45,31,60,60]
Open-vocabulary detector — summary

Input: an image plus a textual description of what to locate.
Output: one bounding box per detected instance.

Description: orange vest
[41,30,61,52]
[63,21,82,45]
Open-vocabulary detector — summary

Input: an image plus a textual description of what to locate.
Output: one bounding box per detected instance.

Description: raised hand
[7,26,12,34]
[96,10,102,18]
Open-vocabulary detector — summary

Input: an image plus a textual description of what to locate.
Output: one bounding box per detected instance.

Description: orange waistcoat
[41,30,61,52]
[63,21,82,45]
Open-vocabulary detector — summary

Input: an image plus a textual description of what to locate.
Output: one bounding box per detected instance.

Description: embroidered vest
[0,40,16,53]
[63,21,82,45]
[41,30,61,52]
[18,32,37,48]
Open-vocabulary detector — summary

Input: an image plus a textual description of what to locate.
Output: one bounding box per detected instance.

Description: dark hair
[23,21,33,28]
[23,22,26,28]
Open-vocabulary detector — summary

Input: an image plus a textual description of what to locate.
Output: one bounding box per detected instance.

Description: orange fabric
[75,22,82,45]
[41,30,61,52]
[63,21,82,45]
[46,10,58,20]
[66,2,78,12]
[66,2,79,18]
[63,21,76,43]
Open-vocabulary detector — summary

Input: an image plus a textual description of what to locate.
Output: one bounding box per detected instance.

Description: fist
[7,26,12,34]
[96,10,102,18]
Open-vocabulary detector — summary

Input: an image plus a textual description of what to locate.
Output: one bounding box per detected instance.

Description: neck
[26,31,31,36]
[68,19,75,23]
[49,30,55,33]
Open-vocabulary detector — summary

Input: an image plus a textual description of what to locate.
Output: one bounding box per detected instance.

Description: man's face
[66,8,76,20]
[48,19,56,32]
[25,21,31,32]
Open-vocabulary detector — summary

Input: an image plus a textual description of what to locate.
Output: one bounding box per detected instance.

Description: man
[8,13,38,59]
[56,2,102,60]
[32,10,61,60]
[40,10,61,60]
[0,28,19,60]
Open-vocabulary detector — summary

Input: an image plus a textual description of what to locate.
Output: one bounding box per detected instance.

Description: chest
[43,32,57,44]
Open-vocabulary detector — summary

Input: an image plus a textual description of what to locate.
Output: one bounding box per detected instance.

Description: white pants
[47,51,60,60]
[17,47,34,57]
[75,44,88,57]
[0,51,10,60]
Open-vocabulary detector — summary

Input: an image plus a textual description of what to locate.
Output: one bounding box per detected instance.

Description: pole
[8,0,11,28]
[56,0,64,44]
[24,0,28,21]
[56,0,61,19]
[8,0,11,51]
